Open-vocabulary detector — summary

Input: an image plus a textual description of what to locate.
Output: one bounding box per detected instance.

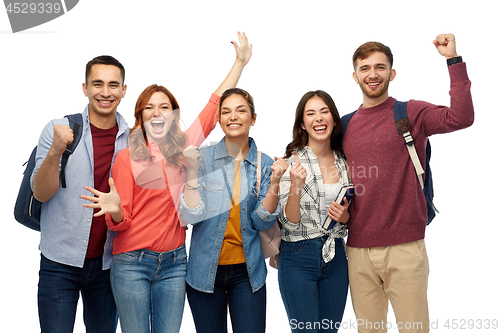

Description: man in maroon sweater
[342,34,474,333]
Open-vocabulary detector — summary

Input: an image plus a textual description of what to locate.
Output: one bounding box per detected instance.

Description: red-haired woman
[81,33,252,333]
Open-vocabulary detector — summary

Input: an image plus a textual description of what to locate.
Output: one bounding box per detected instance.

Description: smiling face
[353,51,396,107]
[141,91,176,144]
[301,95,336,146]
[82,64,127,121]
[219,93,256,141]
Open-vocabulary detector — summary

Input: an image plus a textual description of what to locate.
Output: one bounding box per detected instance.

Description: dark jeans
[38,254,117,333]
[278,237,349,332]
[186,263,266,333]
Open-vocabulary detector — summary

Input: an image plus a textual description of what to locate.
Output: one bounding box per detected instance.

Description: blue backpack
[14,114,83,231]
[341,101,438,225]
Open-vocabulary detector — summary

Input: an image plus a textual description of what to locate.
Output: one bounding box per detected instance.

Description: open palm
[81,178,122,218]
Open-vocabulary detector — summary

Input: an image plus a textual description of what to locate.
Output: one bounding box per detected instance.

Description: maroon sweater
[343,62,474,248]
[86,123,118,258]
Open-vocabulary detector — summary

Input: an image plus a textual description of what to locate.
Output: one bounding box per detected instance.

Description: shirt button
[87,219,91,222]
[83,240,87,243]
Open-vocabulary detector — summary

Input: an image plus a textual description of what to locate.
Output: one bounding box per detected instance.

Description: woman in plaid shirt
[277,90,350,333]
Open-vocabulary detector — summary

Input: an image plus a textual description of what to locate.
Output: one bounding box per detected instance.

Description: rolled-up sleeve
[251,202,280,231]
[250,167,280,231]
[179,192,206,225]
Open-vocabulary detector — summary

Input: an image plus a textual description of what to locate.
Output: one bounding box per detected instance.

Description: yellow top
[218,160,246,265]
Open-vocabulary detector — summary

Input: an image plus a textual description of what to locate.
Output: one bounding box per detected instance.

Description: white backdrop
[1,1,498,332]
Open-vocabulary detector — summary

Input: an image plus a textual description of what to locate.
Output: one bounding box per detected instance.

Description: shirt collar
[214,137,258,166]
[82,104,129,136]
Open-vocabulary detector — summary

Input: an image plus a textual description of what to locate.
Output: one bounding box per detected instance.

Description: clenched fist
[183,145,201,170]
[271,157,289,182]
[433,34,459,59]
[51,124,74,156]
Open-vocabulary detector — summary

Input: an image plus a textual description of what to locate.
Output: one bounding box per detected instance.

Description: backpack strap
[60,113,83,188]
[340,110,357,137]
[256,151,262,197]
[393,101,425,189]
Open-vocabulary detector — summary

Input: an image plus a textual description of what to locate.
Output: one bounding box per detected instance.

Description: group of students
[31,32,474,333]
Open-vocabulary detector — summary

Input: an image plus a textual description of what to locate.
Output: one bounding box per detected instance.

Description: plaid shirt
[278,146,349,262]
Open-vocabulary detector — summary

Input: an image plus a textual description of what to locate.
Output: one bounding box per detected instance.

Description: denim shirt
[31,106,129,269]
[180,137,280,293]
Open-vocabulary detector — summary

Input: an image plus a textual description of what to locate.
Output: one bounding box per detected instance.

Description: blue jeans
[186,263,266,333]
[110,245,187,333]
[278,237,348,333]
[38,254,118,333]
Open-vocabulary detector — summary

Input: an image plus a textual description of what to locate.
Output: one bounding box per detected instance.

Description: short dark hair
[352,41,393,69]
[85,55,125,84]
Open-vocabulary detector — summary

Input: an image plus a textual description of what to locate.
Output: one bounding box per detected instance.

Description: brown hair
[218,88,255,118]
[284,90,343,159]
[129,84,187,172]
[352,41,393,69]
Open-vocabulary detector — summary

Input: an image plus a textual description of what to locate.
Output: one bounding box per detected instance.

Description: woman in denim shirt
[180,88,285,333]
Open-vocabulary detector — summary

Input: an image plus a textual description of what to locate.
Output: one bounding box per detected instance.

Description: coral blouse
[106,94,220,254]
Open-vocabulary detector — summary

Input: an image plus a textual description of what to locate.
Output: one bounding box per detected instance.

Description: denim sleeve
[250,165,280,231]
[179,192,206,225]
[179,164,209,225]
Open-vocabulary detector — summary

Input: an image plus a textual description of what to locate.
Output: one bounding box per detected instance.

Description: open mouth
[313,125,327,132]
[151,120,165,131]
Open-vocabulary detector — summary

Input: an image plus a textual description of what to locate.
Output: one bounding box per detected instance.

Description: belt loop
[174,248,180,263]
[139,250,145,263]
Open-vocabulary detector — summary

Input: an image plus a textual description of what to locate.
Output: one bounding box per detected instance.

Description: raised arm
[419,33,473,136]
[283,157,307,224]
[32,124,74,202]
[182,145,201,209]
[185,32,253,147]
[213,32,252,96]
[261,157,288,213]
[277,155,307,233]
